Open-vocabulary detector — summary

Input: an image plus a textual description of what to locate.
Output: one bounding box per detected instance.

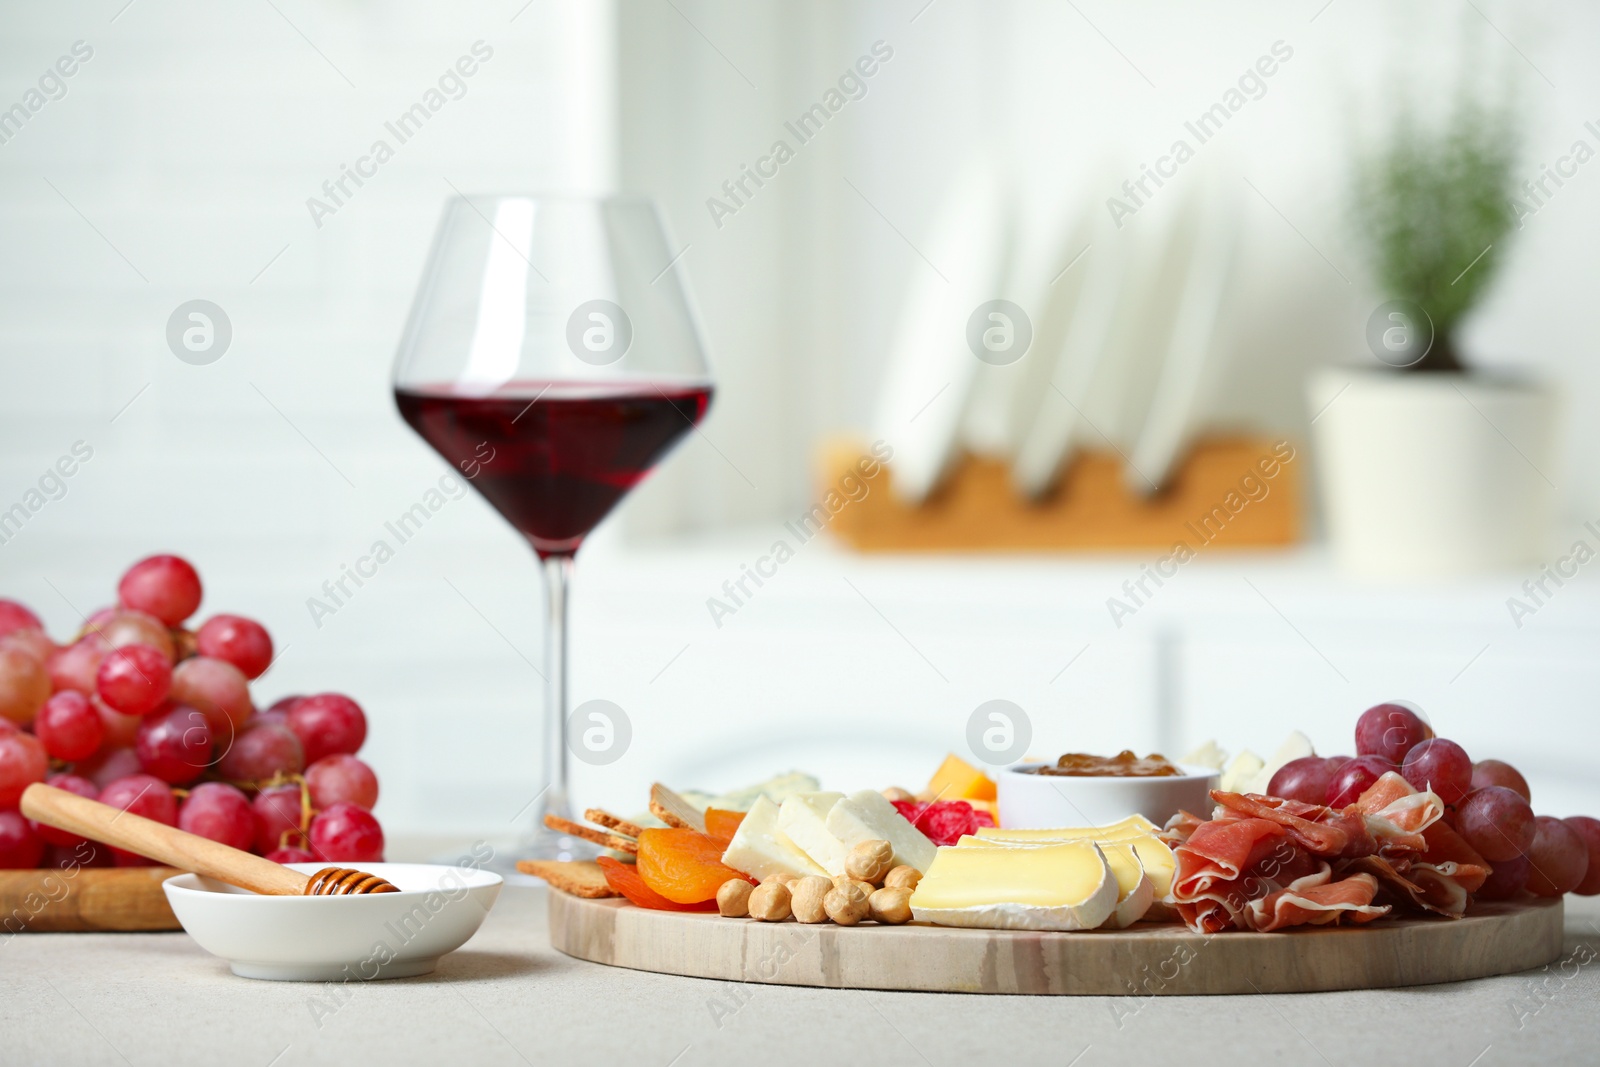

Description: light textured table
[3,885,1599,1067]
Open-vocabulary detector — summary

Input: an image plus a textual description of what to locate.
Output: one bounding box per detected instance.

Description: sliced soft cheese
[971,828,1175,902]
[1219,749,1265,793]
[960,836,1153,927]
[720,796,827,881]
[973,813,1158,841]
[1182,739,1227,771]
[776,792,849,877]
[909,842,1118,932]
[1099,844,1154,927]
[1242,730,1315,795]
[824,789,938,873]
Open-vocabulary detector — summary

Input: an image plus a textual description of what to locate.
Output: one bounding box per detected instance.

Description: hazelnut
[832,875,877,896]
[881,786,914,802]
[883,865,922,891]
[868,886,913,925]
[761,871,797,886]
[747,881,792,921]
[846,839,894,884]
[716,879,753,918]
[789,875,832,923]
[824,881,870,926]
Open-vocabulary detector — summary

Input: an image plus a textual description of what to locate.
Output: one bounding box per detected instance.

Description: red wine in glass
[395,380,713,557]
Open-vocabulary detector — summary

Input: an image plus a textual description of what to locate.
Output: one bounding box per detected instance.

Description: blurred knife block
[820,435,1300,552]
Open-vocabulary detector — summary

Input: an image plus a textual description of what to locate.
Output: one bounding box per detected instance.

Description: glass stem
[536,552,575,832]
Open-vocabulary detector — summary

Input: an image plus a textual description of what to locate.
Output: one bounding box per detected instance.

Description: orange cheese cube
[926,753,997,802]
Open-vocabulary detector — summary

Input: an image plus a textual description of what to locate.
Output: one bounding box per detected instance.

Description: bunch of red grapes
[1268,702,1600,900]
[0,555,384,870]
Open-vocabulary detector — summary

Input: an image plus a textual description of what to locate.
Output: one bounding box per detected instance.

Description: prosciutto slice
[1347,772,1446,834]
[1172,819,1324,933]
[1210,787,1433,858]
[1161,810,1207,845]
[1243,870,1390,931]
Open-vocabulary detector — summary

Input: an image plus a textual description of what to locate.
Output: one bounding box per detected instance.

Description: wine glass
[392,195,713,862]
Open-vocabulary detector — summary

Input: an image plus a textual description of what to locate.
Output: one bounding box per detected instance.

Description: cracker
[517,859,618,898]
[584,808,645,838]
[649,782,707,834]
[543,814,640,854]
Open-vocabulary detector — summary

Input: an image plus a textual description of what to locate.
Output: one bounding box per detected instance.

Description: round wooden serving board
[549,892,1564,995]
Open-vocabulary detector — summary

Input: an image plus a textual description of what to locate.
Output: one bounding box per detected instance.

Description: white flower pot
[1309,369,1559,576]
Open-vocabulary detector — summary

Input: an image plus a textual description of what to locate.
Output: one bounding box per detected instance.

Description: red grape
[34,691,104,761]
[1269,756,1342,805]
[1400,738,1473,805]
[1563,816,1600,896]
[0,809,43,869]
[170,656,252,735]
[95,696,142,750]
[1326,754,1397,808]
[1476,851,1531,901]
[196,615,273,680]
[305,754,379,810]
[4,629,56,664]
[177,782,254,851]
[99,773,177,865]
[32,773,98,847]
[46,639,105,695]
[1471,759,1530,802]
[253,784,308,854]
[1353,702,1432,763]
[87,610,175,663]
[0,730,48,808]
[266,846,315,864]
[217,721,304,783]
[95,644,172,716]
[264,695,303,716]
[1525,815,1587,897]
[118,554,202,627]
[1457,786,1535,862]
[0,641,51,726]
[84,605,118,628]
[74,746,142,788]
[288,693,367,764]
[48,841,112,869]
[0,599,43,639]
[309,803,384,863]
[134,704,212,784]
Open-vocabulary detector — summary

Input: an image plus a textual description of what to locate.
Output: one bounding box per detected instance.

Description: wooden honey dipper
[21,782,400,896]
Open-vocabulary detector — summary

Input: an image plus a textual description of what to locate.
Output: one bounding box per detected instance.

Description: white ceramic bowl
[997,762,1219,829]
[163,862,502,981]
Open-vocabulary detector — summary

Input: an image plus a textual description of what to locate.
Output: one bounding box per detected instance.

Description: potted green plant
[1311,88,1559,575]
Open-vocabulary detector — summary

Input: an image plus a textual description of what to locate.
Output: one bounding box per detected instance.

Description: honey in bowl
[1027,750,1182,778]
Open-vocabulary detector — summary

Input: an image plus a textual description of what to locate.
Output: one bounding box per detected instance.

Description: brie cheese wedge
[824,789,938,873]
[971,827,1176,902]
[960,837,1154,927]
[720,796,827,881]
[909,841,1118,932]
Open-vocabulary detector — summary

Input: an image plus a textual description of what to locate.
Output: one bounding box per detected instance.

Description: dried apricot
[596,856,715,912]
[636,827,748,904]
[704,807,745,843]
